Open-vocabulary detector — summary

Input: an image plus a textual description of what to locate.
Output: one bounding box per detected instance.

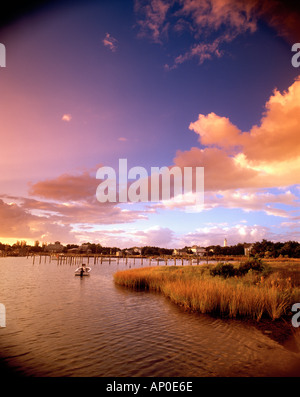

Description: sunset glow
[0,0,300,248]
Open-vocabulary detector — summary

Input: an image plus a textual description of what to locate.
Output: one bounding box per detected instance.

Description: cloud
[62,114,72,122]
[27,167,153,225]
[118,137,128,142]
[103,33,118,52]
[178,223,270,247]
[177,220,300,248]
[136,0,257,67]
[171,39,224,67]
[156,187,299,219]
[70,225,175,248]
[189,80,300,164]
[253,0,300,44]
[189,112,242,150]
[0,165,160,243]
[136,0,300,68]
[174,77,300,192]
[133,225,175,247]
[29,171,98,201]
[0,198,74,242]
[0,189,151,244]
[207,190,298,217]
[134,0,172,43]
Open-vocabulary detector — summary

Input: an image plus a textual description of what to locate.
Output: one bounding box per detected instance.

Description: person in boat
[80,264,86,276]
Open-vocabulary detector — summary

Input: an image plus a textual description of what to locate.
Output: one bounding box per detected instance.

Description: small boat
[75,266,91,276]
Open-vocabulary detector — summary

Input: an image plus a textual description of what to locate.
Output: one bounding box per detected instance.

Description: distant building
[79,244,92,254]
[224,238,228,247]
[125,247,142,255]
[244,243,254,256]
[172,248,187,256]
[68,247,79,254]
[45,241,64,253]
[190,245,206,256]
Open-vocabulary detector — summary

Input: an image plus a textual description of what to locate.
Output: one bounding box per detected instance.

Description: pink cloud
[135,0,172,43]
[28,171,98,201]
[103,33,118,52]
[0,198,73,242]
[133,226,174,247]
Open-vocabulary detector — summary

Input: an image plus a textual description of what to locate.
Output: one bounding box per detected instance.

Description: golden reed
[114,265,300,321]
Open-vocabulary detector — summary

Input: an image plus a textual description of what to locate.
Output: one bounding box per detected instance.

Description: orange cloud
[243,81,300,162]
[62,114,72,122]
[189,112,242,150]
[176,77,300,192]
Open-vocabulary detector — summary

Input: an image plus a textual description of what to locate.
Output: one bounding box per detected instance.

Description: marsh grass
[114,264,300,321]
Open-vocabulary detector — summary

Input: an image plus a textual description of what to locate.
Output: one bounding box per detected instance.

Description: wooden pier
[28,252,216,267]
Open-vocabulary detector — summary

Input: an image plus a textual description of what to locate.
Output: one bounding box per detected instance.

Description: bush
[237,257,271,276]
[210,258,272,279]
[210,263,236,278]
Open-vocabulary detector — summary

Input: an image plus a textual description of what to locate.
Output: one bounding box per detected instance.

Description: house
[190,245,206,256]
[125,247,142,255]
[68,247,79,254]
[45,241,64,253]
[244,243,254,256]
[79,244,92,254]
[172,248,189,256]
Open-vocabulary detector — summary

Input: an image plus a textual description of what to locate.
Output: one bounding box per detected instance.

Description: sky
[0,0,300,248]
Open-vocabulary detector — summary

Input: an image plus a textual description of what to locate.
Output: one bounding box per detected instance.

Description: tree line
[1,239,300,258]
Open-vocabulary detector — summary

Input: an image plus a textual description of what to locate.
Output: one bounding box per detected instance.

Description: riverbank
[114,261,300,342]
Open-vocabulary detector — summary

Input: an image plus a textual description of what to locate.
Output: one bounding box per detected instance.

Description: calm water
[0,257,299,377]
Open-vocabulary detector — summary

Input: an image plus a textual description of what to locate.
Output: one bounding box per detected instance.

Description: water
[0,257,299,377]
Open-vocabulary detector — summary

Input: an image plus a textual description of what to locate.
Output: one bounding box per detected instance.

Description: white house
[190,245,206,256]
[45,241,64,253]
[125,247,142,255]
[244,243,254,256]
